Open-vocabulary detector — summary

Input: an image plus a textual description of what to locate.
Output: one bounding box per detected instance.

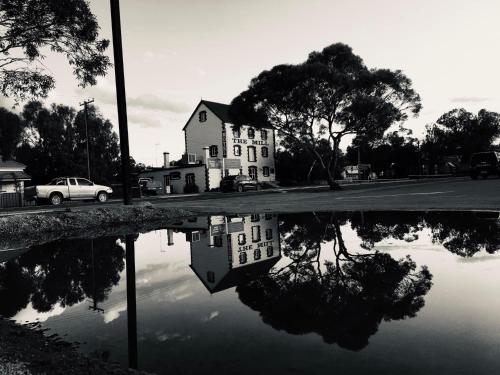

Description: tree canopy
[229,43,421,188]
[15,101,120,184]
[0,107,24,159]
[422,108,500,164]
[0,0,110,101]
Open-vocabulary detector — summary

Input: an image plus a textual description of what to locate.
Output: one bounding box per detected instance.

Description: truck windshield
[48,179,66,186]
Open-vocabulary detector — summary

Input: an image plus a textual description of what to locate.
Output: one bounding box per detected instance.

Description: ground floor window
[254,249,261,260]
[185,173,195,185]
[239,252,247,264]
[263,166,270,177]
[267,246,274,257]
[248,166,258,180]
[234,145,241,156]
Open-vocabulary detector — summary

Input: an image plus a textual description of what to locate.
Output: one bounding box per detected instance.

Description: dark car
[470,151,500,179]
[220,175,260,192]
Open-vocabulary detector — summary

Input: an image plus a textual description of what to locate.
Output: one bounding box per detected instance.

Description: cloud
[76,86,189,113]
[128,112,163,128]
[450,96,492,103]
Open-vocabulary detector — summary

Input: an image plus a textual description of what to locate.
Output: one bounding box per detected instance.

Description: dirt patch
[0,205,194,248]
[0,318,152,375]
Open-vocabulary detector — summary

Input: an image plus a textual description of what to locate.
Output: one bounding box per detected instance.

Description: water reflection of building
[168,214,281,293]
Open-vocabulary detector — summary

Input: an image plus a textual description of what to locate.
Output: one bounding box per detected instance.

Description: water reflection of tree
[237,213,432,351]
[349,211,500,257]
[0,237,125,318]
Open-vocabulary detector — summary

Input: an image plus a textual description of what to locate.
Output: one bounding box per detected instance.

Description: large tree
[0,0,110,101]
[229,43,421,189]
[15,101,120,184]
[0,107,24,159]
[422,108,500,165]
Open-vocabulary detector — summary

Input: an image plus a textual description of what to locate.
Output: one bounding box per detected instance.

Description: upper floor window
[238,233,246,245]
[265,228,273,240]
[248,146,257,162]
[247,127,255,139]
[233,127,240,138]
[199,111,207,122]
[209,145,218,157]
[251,214,260,222]
[261,130,268,140]
[252,225,261,242]
[233,145,241,157]
[261,147,269,158]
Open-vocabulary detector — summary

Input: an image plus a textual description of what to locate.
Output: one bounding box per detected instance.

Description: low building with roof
[0,157,31,194]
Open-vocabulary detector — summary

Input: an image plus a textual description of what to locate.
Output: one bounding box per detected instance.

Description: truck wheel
[97,191,108,203]
[50,193,63,206]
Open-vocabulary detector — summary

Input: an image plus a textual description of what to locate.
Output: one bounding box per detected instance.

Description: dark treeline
[0,102,124,185]
[276,108,500,183]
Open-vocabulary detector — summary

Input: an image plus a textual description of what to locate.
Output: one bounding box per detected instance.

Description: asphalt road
[3,177,497,217]
[153,177,500,214]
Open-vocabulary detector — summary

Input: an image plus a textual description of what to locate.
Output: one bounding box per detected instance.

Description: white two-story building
[139,100,277,193]
[184,100,276,189]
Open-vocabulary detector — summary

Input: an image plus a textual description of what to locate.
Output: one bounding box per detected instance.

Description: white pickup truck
[25,177,113,205]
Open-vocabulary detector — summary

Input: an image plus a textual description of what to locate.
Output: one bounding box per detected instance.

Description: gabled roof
[0,157,26,170]
[182,100,231,131]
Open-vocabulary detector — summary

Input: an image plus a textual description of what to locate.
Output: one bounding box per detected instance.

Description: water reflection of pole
[125,235,138,369]
[88,239,104,313]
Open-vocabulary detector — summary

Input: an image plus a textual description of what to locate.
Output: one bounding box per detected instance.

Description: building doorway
[163,175,171,194]
[248,166,258,180]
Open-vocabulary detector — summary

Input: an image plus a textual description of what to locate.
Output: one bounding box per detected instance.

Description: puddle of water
[1,211,500,375]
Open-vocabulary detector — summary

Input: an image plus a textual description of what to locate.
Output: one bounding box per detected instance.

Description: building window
[233,127,240,138]
[185,173,195,185]
[170,172,181,180]
[207,271,215,283]
[251,225,261,242]
[254,249,261,261]
[251,214,260,222]
[267,246,273,257]
[192,231,200,242]
[261,130,268,140]
[265,213,273,220]
[263,166,270,177]
[238,233,246,245]
[239,252,247,264]
[213,235,223,247]
[270,168,275,174]
[199,111,207,122]
[248,166,257,180]
[233,145,241,156]
[248,146,257,162]
[265,228,273,240]
[261,147,269,158]
[188,153,197,164]
[248,127,255,139]
[209,145,218,157]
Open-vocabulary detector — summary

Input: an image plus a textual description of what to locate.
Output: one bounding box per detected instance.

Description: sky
[2,0,500,166]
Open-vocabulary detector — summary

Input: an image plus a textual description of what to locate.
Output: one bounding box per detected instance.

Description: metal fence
[0,192,35,208]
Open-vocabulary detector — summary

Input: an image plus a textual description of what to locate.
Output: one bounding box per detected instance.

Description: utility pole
[80,99,94,180]
[110,0,132,205]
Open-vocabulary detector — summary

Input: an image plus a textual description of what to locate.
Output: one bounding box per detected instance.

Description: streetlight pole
[80,99,94,180]
[110,0,132,205]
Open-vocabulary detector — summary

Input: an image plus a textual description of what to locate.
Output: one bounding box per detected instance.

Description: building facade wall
[224,123,276,182]
[184,103,224,165]
[139,165,207,194]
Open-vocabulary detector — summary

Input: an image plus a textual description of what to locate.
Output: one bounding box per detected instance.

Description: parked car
[220,175,260,192]
[25,177,113,205]
[470,151,500,179]
[138,177,163,195]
